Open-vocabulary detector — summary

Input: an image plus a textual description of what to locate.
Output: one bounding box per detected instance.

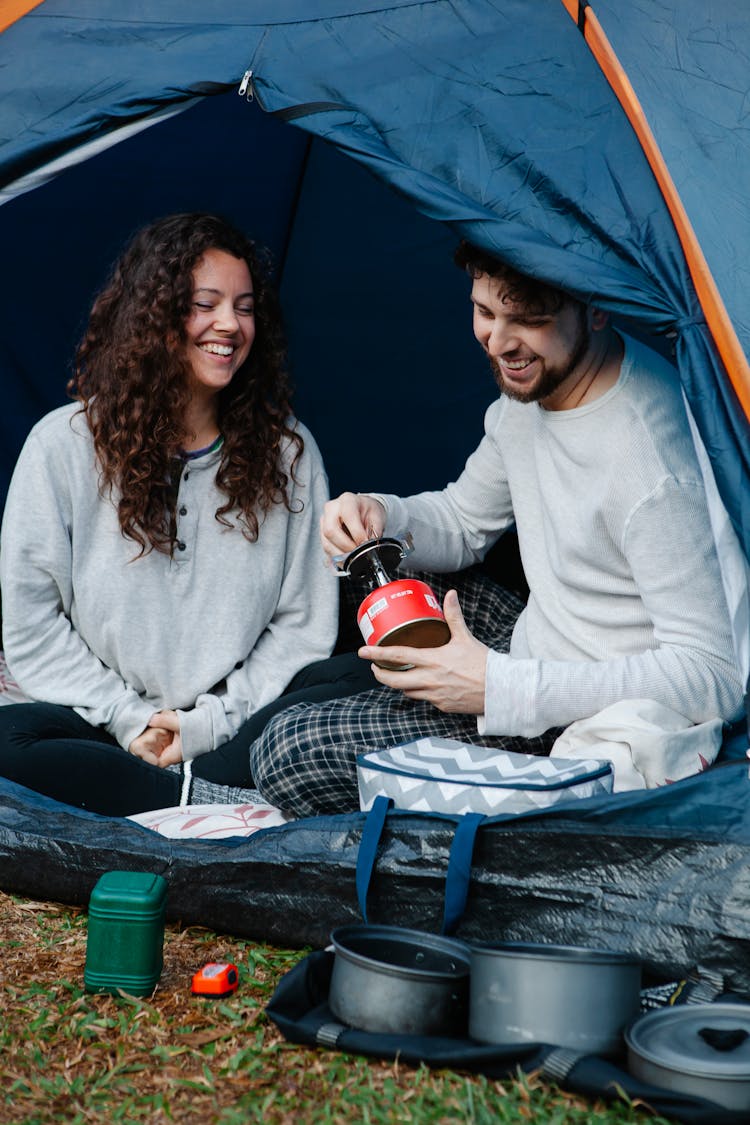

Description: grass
[0,891,670,1124]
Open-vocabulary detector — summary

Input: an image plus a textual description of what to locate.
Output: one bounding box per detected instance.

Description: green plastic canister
[84,870,168,995]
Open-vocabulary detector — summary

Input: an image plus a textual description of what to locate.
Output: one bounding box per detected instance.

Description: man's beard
[489,312,591,404]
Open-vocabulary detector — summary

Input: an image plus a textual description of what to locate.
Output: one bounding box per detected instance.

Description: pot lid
[626,1004,750,1080]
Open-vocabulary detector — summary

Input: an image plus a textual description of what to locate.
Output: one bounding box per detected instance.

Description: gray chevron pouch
[356,737,613,816]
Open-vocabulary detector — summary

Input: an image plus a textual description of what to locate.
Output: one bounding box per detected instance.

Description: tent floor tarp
[3,756,750,995]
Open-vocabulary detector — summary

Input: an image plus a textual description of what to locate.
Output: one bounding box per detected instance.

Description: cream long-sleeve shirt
[373,335,744,736]
[0,403,338,759]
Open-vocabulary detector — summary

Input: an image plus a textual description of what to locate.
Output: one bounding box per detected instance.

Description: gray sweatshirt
[375,335,744,736]
[0,404,338,759]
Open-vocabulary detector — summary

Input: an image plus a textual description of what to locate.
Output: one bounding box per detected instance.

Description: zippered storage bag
[357,736,613,816]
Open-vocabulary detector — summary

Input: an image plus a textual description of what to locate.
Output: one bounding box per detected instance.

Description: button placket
[174,468,192,562]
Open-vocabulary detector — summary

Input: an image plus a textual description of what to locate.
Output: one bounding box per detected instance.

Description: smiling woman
[184,248,256,419]
[0,213,364,816]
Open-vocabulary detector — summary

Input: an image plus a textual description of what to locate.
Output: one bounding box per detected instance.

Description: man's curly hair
[69,212,302,555]
[454,240,569,315]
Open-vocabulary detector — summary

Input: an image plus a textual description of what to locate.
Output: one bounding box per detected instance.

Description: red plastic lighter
[191,961,239,997]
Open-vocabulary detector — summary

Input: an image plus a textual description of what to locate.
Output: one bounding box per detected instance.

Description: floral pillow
[128,802,290,839]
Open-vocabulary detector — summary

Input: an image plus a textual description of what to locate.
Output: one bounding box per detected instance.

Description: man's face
[470,273,591,407]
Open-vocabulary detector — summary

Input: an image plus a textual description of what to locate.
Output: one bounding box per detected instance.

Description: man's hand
[358,589,488,714]
[320,492,387,560]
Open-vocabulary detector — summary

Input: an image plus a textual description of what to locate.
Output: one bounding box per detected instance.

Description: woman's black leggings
[0,653,374,817]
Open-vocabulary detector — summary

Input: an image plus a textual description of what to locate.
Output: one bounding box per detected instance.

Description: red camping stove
[339,537,450,669]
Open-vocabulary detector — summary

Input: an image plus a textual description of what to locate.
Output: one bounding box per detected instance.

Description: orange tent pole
[560,0,750,422]
[0,1,45,35]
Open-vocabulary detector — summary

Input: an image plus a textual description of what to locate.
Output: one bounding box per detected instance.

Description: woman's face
[183,248,255,398]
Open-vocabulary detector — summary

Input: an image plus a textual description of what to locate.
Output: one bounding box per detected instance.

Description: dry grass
[0,890,668,1124]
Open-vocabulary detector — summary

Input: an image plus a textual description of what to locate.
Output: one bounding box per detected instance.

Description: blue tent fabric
[247,0,750,551]
[586,2,750,354]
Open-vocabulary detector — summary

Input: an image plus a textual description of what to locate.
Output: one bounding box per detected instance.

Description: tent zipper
[238,70,255,101]
[238,28,268,103]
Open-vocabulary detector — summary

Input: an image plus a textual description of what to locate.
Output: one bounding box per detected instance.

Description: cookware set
[328,924,750,1110]
[329,925,639,1054]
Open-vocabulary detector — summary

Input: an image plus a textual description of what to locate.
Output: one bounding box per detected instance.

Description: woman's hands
[320,492,387,560]
[128,709,183,767]
[359,590,489,714]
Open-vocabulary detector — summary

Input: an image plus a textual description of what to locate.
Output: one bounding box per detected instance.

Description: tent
[1,0,750,993]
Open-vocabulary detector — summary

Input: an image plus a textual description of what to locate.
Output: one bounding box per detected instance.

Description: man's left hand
[359,589,488,714]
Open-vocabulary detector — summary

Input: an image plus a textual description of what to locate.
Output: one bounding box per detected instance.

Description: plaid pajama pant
[249,569,562,817]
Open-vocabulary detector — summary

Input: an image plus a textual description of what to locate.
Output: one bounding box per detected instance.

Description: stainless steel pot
[329,924,470,1036]
[468,941,641,1056]
[626,1003,750,1111]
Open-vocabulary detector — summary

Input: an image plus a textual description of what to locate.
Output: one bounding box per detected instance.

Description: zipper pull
[238,69,254,101]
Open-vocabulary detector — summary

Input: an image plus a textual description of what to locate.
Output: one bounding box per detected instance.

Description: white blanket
[551,699,724,791]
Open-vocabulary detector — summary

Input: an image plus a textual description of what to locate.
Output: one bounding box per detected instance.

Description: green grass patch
[0,892,668,1124]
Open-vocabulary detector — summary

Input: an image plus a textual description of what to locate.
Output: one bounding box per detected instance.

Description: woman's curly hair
[69,212,302,555]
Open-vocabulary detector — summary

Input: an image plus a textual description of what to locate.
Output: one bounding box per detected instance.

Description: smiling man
[467,251,621,409]
[247,241,744,817]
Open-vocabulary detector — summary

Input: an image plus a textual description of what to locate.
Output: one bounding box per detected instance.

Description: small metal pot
[329,924,470,1036]
[626,1003,750,1111]
[468,941,641,1056]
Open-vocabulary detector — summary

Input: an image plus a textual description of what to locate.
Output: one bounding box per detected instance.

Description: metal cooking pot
[626,1003,750,1110]
[329,924,470,1036]
[468,941,641,1056]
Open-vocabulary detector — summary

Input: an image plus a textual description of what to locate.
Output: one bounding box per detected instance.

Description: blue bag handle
[356,795,484,933]
[356,795,392,924]
[441,811,484,935]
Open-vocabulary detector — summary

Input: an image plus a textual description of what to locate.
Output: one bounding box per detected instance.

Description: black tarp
[3,756,750,993]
